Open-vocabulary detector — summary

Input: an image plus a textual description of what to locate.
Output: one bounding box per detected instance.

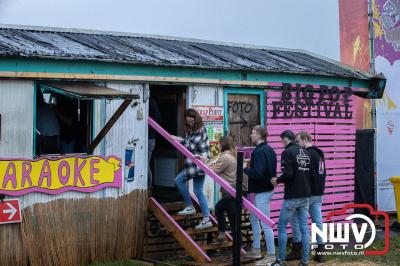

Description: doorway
[149,85,187,202]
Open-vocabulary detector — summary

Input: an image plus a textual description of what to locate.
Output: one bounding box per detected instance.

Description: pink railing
[149,117,275,227]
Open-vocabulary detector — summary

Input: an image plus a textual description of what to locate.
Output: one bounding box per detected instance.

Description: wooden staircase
[148,197,239,263]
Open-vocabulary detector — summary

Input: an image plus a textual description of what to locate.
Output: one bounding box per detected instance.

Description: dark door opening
[149,85,186,202]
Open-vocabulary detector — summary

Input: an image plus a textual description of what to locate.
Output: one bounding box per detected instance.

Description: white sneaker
[195,217,212,230]
[244,248,262,259]
[177,206,196,215]
[256,255,276,265]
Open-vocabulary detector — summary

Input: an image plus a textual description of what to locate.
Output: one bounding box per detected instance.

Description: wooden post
[88,98,133,154]
[233,151,244,266]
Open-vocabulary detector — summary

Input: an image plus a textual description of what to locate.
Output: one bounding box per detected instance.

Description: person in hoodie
[243,125,277,265]
[270,130,312,266]
[286,131,326,263]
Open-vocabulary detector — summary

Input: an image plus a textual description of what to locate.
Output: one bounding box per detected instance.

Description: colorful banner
[373,0,400,211]
[193,105,224,158]
[0,155,122,196]
[339,0,372,129]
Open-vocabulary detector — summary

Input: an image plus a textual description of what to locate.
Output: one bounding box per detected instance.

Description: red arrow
[3,203,17,220]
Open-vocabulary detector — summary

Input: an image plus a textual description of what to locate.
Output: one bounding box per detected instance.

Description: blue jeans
[291,195,323,244]
[249,191,275,255]
[278,198,310,263]
[175,171,210,217]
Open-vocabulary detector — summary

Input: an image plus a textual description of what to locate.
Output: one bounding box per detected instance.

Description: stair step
[186,226,218,235]
[161,201,185,212]
[171,213,204,221]
[200,241,233,250]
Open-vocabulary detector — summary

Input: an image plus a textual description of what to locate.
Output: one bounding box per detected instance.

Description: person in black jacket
[270,130,312,266]
[243,126,277,264]
[288,131,326,263]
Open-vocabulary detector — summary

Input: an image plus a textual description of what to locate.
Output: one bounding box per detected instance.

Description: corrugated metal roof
[0,24,373,80]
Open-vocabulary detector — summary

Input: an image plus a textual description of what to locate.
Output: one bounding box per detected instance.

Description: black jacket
[277,142,312,199]
[307,146,326,196]
[244,142,277,194]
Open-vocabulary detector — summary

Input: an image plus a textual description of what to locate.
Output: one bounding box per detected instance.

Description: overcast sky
[0,0,340,60]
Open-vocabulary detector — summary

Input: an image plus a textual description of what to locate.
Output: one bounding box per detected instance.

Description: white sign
[375,56,400,212]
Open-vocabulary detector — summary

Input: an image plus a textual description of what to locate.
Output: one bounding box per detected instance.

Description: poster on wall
[373,0,400,211]
[339,0,372,129]
[193,106,224,158]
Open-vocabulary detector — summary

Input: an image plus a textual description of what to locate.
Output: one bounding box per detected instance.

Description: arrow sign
[0,199,21,224]
[4,203,17,220]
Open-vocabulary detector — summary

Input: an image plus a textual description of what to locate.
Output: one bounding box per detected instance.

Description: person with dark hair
[270,130,312,266]
[171,108,211,229]
[196,136,238,243]
[243,125,277,264]
[287,131,326,263]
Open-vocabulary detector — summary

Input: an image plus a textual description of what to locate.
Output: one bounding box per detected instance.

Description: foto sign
[0,199,21,224]
[0,155,122,196]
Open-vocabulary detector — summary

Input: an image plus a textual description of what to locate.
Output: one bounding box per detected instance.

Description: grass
[326,236,400,266]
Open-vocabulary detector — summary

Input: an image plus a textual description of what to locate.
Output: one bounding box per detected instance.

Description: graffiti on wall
[373,0,400,211]
[227,94,261,147]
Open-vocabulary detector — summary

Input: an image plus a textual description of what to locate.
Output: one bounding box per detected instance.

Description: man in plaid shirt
[172,108,211,229]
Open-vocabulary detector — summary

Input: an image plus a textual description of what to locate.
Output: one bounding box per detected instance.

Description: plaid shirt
[180,126,210,181]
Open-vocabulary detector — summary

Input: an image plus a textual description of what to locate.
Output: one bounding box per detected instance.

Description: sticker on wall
[387,120,395,135]
[0,155,122,196]
[124,146,135,182]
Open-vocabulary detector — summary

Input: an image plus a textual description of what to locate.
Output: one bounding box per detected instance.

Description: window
[34,82,138,156]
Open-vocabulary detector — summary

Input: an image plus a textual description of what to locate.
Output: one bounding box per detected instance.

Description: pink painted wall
[265,89,355,233]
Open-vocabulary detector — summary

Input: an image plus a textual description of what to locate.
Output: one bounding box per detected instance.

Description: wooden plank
[315,129,356,134]
[161,201,185,212]
[325,153,355,159]
[315,135,355,140]
[326,175,355,181]
[88,98,133,153]
[325,186,354,193]
[172,213,204,221]
[267,118,354,124]
[325,180,354,187]
[314,141,355,147]
[0,71,293,87]
[321,146,355,152]
[186,226,218,235]
[200,241,233,250]
[148,197,211,263]
[326,169,354,174]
